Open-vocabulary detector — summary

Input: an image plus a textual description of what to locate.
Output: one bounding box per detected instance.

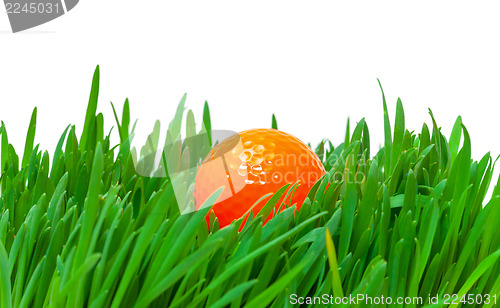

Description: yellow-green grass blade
[326,228,344,298]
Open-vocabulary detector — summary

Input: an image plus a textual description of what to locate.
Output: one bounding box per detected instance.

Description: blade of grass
[449,249,500,308]
[80,66,100,151]
[272,114,278,130]
[390,98,405,174]
[0,240,12,308]
[244,255,312,308]
[448,116,462,164]
[326,228,344,298]
[210,280,258,308]
[21,107,37,168]
[378,79,392,179]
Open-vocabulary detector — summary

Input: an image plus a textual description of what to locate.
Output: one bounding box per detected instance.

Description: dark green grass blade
[271,114,278,130]
[202,101,212,146]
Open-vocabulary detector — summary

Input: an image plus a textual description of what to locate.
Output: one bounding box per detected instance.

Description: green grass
[0,66,500,307]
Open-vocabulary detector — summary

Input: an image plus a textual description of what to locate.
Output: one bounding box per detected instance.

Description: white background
[0,1,499,185]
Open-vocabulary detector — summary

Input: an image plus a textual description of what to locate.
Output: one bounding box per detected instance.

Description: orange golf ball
[194,128,326,228]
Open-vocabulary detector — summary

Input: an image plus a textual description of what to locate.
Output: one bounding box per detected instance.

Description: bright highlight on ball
[194,128,326,228]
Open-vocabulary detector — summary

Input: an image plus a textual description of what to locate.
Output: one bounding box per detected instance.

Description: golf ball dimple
[194,128,326,228]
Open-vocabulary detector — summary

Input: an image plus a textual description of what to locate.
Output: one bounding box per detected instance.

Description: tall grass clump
[0,66,499,307]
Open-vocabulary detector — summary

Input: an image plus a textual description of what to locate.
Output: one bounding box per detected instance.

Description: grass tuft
[0,66,499,307]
